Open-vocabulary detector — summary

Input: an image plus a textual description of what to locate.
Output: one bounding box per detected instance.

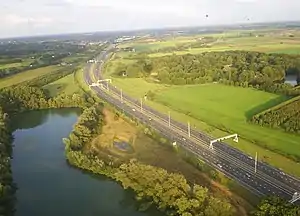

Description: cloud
[46,0,199,17]
[45,0,74,7]
[1,14,53,27]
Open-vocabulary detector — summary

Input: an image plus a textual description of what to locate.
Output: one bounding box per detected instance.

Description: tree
[253,196,300,216]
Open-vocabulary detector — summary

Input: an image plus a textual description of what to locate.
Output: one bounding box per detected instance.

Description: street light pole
[168,111,171,127]
[120,89,123,103]
[255,152,258,173]
[188,121,191,137]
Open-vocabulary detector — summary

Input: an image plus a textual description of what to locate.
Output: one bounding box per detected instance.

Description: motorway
[84,47,300,202]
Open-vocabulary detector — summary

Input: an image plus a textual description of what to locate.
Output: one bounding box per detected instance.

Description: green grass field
[43,73,80,96]
[0,65,61,88]
[0,59,33,69]
[143,35,300,57]
[99,29,300,176]
[102,71,300,177]
[153,85,300,157]
[119,38,196,52]
[118,29,300,57]
[0,62,23,69]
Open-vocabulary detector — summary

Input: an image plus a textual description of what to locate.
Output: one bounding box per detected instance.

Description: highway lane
[84,50,300,201]
[91,52,298,197]
[98,71,300,193]
[88,80,292,199]
[100,76,300,196]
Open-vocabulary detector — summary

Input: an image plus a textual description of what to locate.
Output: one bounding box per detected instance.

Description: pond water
[113,141,133,152]
[11,109,162,216]
[285,75,298,86]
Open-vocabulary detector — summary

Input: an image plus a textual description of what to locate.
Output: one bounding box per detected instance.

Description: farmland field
[0,65,61,88]
[148,37,300,57]
[102,28,300,176]
[0,59,33,69]
[119,38,196,52]
[117,33,300,57]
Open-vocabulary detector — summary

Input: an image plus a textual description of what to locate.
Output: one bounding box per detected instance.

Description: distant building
[122,47,135,52]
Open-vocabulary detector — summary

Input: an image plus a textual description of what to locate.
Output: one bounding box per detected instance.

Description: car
[217,163,222,168]
[132,108,136,112]
[182,137,186,141]
[149,118,152,121]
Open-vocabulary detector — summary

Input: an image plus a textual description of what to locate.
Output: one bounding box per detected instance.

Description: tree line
[0,53,72,79]
[63,103,104,151]
[0,85,94,215]
[0,40,89,79]
[62,96,300,216]
[0,69,298,215]
[253,196,300,216]
[15,65,79,88]
[0,107,15,216]
[115,51,300,96]
[251,97,300,134]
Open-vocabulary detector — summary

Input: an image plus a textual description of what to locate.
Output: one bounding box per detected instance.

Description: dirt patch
[92,108,253,215]
[92,108,137,155]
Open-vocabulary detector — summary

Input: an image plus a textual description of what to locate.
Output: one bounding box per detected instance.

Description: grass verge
[102,73,300,177]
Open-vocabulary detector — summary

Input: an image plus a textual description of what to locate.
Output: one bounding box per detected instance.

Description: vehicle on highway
[83,47,300,204]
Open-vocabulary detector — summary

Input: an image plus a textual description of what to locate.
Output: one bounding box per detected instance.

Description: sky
[0,0,299,38]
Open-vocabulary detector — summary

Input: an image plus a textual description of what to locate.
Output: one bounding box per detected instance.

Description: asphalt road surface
[83,48,300,202]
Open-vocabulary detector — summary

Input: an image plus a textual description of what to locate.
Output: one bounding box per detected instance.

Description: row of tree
[253,196,300,216]
[16,65,79,88]
[115,160,233,216]
[0,67,298,215]
[0,39,90,79]
[0,84,95,214]
[0,108,15,216]
[0,83,298,215]
[0,86,93,114]
[63,103,104,151]
[116,51,300,96]
[251,97,300,133]
[59,92,236,215]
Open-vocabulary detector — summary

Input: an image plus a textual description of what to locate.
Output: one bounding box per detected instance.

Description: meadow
[0,65,61,88]
[43,73,80,97]
[148,36,300,57]
[153,84,300,158]
[92,107,254,214]
[0,58,33,70]
[102,68,300,177]
[119,31,300,57]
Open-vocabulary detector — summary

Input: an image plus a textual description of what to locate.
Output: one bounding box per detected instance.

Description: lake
[11,109,162,216]
[285,75,298,86]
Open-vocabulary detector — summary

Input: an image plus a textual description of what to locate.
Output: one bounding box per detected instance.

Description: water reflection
[285,75,298,86]
[11,109,163,216]
[10,108,81,131]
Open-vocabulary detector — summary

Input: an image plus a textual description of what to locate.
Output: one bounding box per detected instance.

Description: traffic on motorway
[84,47,300,202]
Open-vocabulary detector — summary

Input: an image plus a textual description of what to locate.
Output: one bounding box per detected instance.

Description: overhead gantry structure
[209,133,238,150]
[290,192,300,204]
[89,79,112,90]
